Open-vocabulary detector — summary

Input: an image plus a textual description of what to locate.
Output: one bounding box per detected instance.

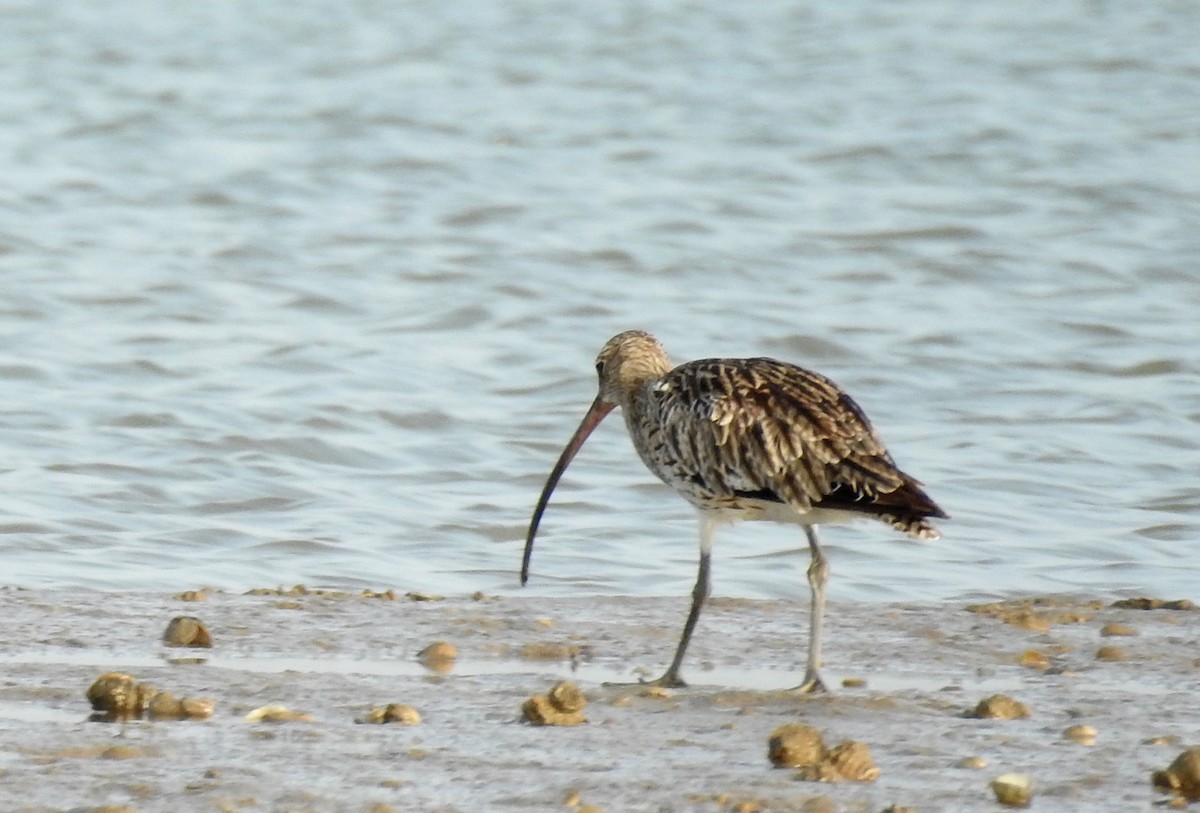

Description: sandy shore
[0,586,1194,812]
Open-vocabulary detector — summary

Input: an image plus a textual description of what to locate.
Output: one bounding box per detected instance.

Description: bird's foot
[789,670,829,694]
[644,672,687,689]
[601,671,687,689]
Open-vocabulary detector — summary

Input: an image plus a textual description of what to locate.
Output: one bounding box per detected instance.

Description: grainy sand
[0,587,1194,812]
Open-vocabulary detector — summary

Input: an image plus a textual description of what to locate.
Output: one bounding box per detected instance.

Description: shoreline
[0,588,1193,812]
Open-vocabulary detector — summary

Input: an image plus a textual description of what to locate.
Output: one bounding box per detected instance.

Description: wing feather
[650,357,908,510]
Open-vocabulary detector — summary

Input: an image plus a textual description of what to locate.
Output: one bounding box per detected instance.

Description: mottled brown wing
[651,357,920,512]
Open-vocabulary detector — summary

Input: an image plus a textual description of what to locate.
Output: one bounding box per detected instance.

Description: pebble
[1099,622,1136,637]
[767,723,878,782]
[1018,649,1050,670]
[768,723,826,768]
[1146,735,1183,747]
[967,694,1030,720]
[148,692,214,720]
[1153,748,1200,801]
[86,672,213,721]
[991,773,1032,807]
[162,616,213,648]
[548,681,587,713]
[800,741,878,783]
[522,680,587,726]
[1064,724,1097,745]
[244,704,314,723]
[1095,645,1127,661]
[358,704,421,725]
[417,641,457,674]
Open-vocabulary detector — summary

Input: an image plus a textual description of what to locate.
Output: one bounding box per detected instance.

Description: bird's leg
[648,514,716,688]
[793,524,830,693]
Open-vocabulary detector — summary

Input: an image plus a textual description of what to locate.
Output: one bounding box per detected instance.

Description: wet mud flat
[0,587,1196,812]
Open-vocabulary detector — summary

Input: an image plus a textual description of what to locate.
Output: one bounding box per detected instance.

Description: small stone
[1095,645,1127,661]
[175,590,208,602]
[244,704,314,723]
[768,724,827,768]
[1018,649,1050,670]
[86,672,157,719]
[819,741,879,782]
[1154,748,1200,801]
[958,756,988,769]
[769,724,876,783]
[417,641,457,673]
[967,694,1030,720]
[522,681,587,726]
[86,671,210,721]
[1064,724,1097,745]
[359,704,421,725]
[991,773,1032,807]
[841,677,867,689]
[180,697,215,719]
[880,806,918,813]
[163,616,213,648]
[147,691,185,719]
[1100,622,1136,637]
[1146,735,1183,747]
[548,681,587,713]
[522,694,585,727]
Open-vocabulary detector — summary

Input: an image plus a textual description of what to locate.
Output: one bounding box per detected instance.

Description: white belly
[703,499,865,527]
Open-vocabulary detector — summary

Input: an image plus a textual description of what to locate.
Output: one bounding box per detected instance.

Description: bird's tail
[877,477,947,540]
[880,512,942,540]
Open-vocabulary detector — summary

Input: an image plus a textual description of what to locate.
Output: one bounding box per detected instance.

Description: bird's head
[521,330,672,585]
[594,330,672,407]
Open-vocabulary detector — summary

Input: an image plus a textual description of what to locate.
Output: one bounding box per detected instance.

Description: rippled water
[2,0,1198,602]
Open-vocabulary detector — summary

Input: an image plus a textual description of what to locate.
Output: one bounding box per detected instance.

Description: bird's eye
[595,361,605,377]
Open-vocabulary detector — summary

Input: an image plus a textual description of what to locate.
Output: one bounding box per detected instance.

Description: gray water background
[2,0,1198,602]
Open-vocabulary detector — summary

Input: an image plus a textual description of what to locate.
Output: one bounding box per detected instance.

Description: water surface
[1,0,1198,602]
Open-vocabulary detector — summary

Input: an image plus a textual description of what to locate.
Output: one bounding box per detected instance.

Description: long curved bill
[521,395,616,585]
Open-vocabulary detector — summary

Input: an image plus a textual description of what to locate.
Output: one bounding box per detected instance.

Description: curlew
[521,330,946,691]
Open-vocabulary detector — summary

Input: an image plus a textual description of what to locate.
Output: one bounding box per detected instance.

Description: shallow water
[1,0,1198,602]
